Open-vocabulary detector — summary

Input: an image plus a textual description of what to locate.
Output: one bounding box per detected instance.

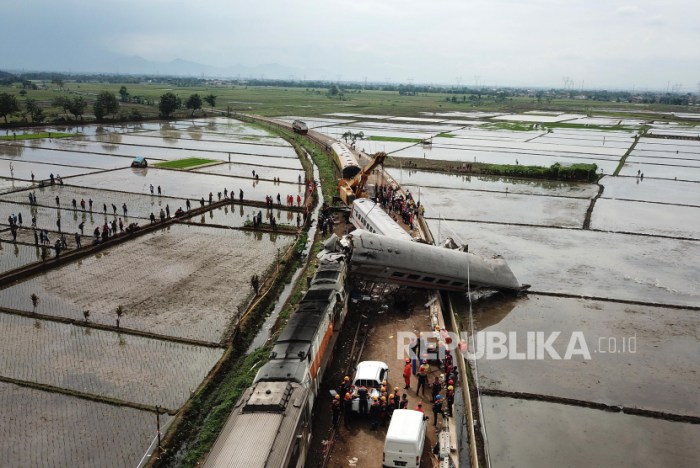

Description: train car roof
[254,359,308,383]
[204,381,308,467]
[277,308,327,343]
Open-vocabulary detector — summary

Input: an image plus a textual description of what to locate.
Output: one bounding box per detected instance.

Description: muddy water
[63,168,304,202]
[0,146,137,168]
[0,314,223,409]
[600,175,700,205]
[591,199,700,239]
[1,185,187,222]
[193,161,304,182]
[620,160,700,181]
[420,188,590,228]
[465,295,699,415]
[0,381,171,467]
[0,159,102,180]
[186,204,298,228]
[0,242,43,273]
[481,396,700,467]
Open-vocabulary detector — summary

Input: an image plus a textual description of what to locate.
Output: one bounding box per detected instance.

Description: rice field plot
[0,159,103,182]
[136,129,288,147]
[471,296,700,416]
[0,313,223,409]
[0,146,137,169]
[0,184,189,222]
[0,177,31,194]
[492,113,584,123]
[63,168,304,203]
[419,186,590,228]
[448,128,544,141]
[193,161,304,183]
[0,242,43,273]
[591,199,700,239]
[95,134,298,159]
[534,132,634,150]
[618,160,700,181]
[427,220,700,307]
[429,136,628,158]
[172,117,274,137]
[482,397,700,468]
[348,120,464,133]
[315,125,436,142]
[356,140,418,155]
[0,381,171,467]
[0,224,294,342]
[184,204,299,229]
[393,168,598,197]
[600,176,700,206]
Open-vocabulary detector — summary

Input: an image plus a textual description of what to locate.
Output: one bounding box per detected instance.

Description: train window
[391,272,405,278]
[423,277,436,282]
[437,279,450,285]
[407,274,420,280]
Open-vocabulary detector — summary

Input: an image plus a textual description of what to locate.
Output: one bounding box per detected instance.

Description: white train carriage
[347,229,522,292]
[349,198,413,241]
[331,142,362,179]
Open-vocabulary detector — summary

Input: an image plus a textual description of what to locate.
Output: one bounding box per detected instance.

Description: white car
[350,360,390,413]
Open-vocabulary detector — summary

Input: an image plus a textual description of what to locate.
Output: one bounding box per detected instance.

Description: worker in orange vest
[403,358,412,389]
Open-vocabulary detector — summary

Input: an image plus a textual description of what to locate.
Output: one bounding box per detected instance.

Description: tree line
[0,87,218,124]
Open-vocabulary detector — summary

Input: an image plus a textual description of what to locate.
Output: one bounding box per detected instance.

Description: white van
[383,409,427,468]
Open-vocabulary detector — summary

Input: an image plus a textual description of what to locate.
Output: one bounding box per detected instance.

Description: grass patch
[437,132,457,138]
[367,135,423,143]
[0,132,76,140]
[153,158,217,169]
[542,122,633,132]
[479,162,600,182]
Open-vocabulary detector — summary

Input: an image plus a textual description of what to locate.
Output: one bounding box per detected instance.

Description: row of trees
[158,92,216,118]
[0,89,218,123]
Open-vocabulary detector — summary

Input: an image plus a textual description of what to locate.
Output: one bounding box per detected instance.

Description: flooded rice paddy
[0,313,223,409]
[0,381,172,467]
[0,117,306,465]
[0,224,292,342]
[481,396,699,467]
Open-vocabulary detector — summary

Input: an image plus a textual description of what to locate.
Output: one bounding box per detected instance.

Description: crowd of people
[331,350,457,433]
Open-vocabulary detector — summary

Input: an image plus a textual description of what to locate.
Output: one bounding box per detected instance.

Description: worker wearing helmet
[370,395,381,430]
[432,394,445,427]
[403,358,412,390]
[332,393,341,428]
[343,392,353,429]
[446,385,455,416]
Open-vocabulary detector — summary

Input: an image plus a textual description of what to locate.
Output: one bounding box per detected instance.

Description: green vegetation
[437,132,457,138]
[0,131,75,140]
[367,135,423,143]
[1,75,698,126]
[486,121,636,132]
[479,162,600,182]
[153,158,217,169]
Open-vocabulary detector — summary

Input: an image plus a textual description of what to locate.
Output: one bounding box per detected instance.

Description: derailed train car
[204,255,348,468]
[331,142,362,179]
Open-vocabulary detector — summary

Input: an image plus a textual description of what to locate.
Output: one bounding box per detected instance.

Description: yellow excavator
[337,151,387,206]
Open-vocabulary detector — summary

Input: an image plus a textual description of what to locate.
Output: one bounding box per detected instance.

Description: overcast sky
[2,0,699,91]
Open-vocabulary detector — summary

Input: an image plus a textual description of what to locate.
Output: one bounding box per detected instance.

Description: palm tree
[82,310,90,323]
[30,293,39,313]
[116,305,124,329]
